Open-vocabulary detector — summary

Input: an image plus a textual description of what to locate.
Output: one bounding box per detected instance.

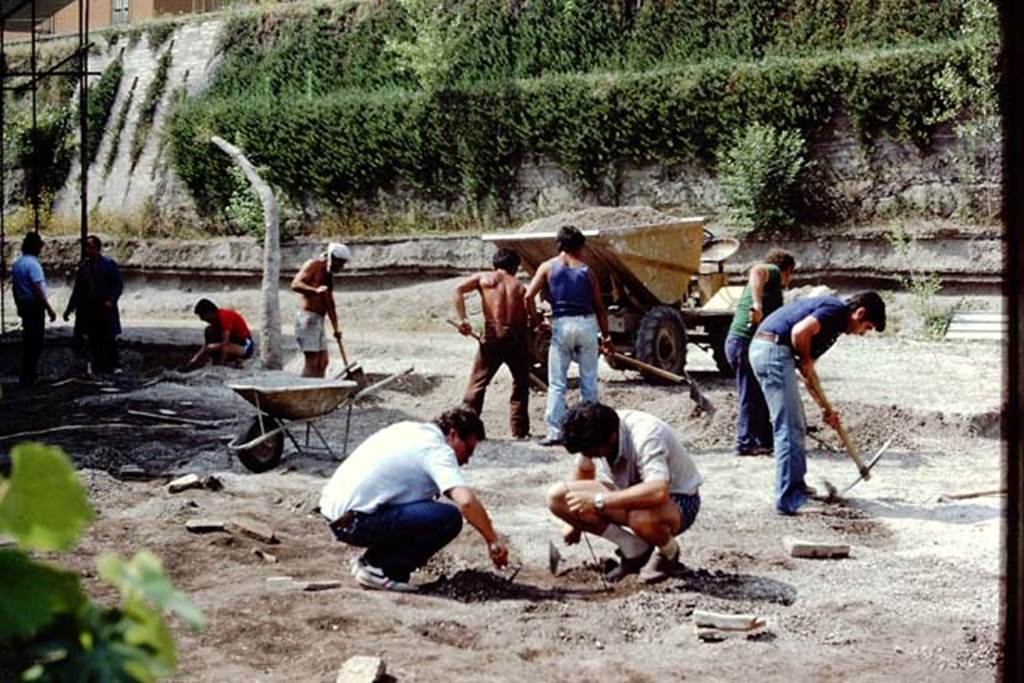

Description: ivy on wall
[85,54,124,167]
[130,47,173,170]
[169,38,973,216]
[104,76,138,176]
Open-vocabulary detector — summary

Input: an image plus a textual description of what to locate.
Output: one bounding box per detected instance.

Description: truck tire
[635,306,688,380]
[235,415,284,473]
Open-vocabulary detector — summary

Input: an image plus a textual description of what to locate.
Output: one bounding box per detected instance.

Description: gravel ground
[0,272,1003,682]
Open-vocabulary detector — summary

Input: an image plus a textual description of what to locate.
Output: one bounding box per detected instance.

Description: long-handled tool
[446,318,548,390]
[803,374,870,479]
[607,351,715,417]
[331,336,367,387]
[822,436,894,502]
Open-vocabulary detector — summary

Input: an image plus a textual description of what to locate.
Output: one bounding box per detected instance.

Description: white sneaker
[355,566,418,593]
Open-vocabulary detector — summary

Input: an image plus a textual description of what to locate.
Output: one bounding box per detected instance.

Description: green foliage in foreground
[170,40,968,216]
[0,443,203,681]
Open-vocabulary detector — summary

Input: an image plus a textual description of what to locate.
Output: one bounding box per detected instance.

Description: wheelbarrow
[227,368,413,472]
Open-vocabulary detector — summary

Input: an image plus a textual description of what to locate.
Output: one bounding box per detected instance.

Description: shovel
[446,318,548,390]
[607,351,715,417]
[332,336,367,387]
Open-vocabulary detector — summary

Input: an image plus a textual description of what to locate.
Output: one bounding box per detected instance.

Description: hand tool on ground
[822,436,894,502]
[504,563,523,584]
[607,351,715,416]
[548,539,562,575]
[582,532,613,592]
[445,318,548,390]
[938,488,1007,502]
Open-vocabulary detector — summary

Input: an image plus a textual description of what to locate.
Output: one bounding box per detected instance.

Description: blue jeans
[331,501,463,582]
[748,338,808,514]
[725,334,773,452]
[545,315,600,439]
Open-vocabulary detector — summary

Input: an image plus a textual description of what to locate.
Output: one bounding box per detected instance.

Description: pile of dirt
[517,206,679,233]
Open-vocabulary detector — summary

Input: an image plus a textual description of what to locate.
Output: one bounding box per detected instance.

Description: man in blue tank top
[748,291,886,515]
[525,226,614,446]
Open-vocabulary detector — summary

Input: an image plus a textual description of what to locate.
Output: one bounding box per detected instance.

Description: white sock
[658,538,679,558]
[601,524,650,559]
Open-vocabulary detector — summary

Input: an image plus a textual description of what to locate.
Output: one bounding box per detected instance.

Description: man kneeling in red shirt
[188,299,255,367]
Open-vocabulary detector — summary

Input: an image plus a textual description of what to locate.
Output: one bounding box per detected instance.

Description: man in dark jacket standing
[64,236,123,373]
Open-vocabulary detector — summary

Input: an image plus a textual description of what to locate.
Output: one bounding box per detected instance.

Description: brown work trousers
[463,324,531,438]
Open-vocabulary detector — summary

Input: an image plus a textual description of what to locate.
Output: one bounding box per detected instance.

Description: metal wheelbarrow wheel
[235,415,285,473]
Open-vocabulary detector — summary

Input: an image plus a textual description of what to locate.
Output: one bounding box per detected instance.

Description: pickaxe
[822,436,894,502]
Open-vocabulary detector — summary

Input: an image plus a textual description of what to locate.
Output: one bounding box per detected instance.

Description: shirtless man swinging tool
[292,242,350,377]
[454,248,535,439]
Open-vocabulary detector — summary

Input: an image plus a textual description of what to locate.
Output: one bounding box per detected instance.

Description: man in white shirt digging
[547,402,703,583]
[320,406,508,592]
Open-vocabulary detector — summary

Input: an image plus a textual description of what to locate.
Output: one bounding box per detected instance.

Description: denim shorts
[671,491,701,534]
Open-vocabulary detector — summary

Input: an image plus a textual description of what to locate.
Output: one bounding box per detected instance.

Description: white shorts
[294,310,327,352]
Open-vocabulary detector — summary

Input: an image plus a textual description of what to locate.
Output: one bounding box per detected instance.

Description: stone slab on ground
[168,473,203,493]
[185,519,226,533]
[783,536,851,559]
[229,518,278,544]
[336,656,385,683]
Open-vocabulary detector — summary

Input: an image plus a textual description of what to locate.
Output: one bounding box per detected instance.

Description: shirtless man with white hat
[291,242,350,377]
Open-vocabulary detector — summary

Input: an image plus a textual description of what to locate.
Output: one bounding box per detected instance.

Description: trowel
[548,540,562,576]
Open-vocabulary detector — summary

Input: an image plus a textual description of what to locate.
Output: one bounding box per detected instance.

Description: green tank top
[728,264,783,340]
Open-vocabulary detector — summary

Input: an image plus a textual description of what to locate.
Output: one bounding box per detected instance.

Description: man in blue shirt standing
[748,291,886,515]
[524,226,614,446]
[11,233,57,386]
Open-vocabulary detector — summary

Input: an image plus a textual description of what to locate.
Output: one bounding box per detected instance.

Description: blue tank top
[549,261,595,317]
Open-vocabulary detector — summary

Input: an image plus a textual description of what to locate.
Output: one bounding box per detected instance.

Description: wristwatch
[594,493,606,511]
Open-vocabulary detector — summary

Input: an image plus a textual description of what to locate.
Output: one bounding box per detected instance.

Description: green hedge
[169,40,968,213]
[204,0,964,98]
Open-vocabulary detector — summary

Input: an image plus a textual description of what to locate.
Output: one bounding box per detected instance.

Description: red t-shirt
[217,309,251,343]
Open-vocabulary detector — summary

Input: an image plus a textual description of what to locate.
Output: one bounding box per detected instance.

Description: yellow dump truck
[483,215,740,382]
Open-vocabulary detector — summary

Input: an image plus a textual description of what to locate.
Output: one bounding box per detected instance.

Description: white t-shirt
[319,421,467,522]
[578,409,702,496]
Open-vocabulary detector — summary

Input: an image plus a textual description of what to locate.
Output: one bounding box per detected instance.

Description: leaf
[0,549,85,640]
[0,443,94,551]
[98,552,205,631]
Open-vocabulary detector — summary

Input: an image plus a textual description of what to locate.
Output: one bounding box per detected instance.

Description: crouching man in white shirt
[547,402,703,584]
[320,406,508,593]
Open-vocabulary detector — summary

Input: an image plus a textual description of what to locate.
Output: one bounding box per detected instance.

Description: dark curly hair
[556,225,586,254]
[435,405,487,441]
[562,402,619,454]
[492,248,521,275]
[846,290,887,332]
